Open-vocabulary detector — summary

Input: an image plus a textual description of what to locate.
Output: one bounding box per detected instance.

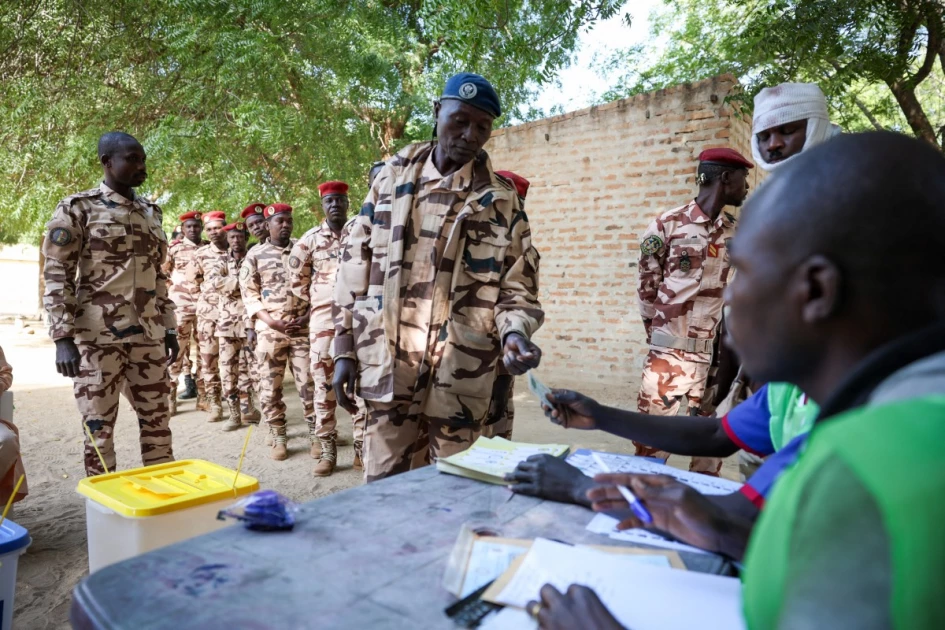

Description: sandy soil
[1,323,737,629]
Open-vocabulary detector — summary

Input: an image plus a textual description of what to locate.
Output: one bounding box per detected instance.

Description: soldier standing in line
[163,211,205,415]
[242,202,269,246]
[481,170,531,440]
[635,147,753,476]
[288,181,367,476]
[332,73,544,482]
[43,131,178,476]
[186,210,229,423]
[240,204,315,460]
[211,222,260,431]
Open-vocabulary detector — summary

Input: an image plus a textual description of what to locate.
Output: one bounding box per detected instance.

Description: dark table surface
[71,467,730,629]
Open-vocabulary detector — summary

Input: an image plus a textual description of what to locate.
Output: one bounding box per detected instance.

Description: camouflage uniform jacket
[162,237,204,318]
[186,242,228,320]
[240,239,309,336]
[42,183,176,343]
[332,141,544,403]
[288,219,354,335]
[637,200,736,363]
[211,252,251,338]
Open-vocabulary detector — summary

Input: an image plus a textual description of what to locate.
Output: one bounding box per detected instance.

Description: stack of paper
[436,436,570,485]
[481,538,745,630]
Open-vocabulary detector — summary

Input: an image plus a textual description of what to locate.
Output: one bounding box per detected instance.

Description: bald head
[726,132,945,400]
[98,131,141,159]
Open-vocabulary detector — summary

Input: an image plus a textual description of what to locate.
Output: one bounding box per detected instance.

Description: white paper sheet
[567,449,743,495]
[460,540,530,598]
[478,607,537,630]
[586,513,711,555]
[495,539,745,630]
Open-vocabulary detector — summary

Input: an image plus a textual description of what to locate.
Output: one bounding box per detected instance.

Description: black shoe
[178,374,198,400]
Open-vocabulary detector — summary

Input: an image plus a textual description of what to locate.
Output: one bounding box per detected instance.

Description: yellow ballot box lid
[76,459,260,517]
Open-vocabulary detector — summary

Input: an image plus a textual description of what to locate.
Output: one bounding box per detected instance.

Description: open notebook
[436,436,570,485]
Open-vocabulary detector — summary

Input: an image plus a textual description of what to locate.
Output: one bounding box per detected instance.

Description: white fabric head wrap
[752,82,841,171]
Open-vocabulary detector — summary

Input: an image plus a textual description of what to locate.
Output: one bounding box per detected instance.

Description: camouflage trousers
[218,336,256,403]
[256,328,315,426]
[168,311,197,382]
[362,359,485,483]
[481,375,515,440]
[197,317,222,399]
[310,331,365,440]
[73,342,174,476]
[635,348,722,476]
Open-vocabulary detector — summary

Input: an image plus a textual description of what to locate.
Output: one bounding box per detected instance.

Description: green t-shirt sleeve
[777,457,893,630]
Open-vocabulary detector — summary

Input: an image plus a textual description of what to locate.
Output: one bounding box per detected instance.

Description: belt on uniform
[649,331,714,354]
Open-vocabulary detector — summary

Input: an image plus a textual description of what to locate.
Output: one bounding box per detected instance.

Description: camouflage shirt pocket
[462,234,510,285]
[88,221,129,260]
[667,237,705,278]
[433,314,500,399]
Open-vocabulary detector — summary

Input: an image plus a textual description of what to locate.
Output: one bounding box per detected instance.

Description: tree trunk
[886,79,940,147]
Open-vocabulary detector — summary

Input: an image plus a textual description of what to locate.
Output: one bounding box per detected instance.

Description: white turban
[752,82,841,171]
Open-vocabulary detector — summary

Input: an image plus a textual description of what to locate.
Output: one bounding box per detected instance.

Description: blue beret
[441,73,501,118]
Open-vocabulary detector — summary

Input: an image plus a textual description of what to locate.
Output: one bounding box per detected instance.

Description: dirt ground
[1,323,738,629]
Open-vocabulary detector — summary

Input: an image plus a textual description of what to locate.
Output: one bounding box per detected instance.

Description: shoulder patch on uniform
[239,265,250,281]
[288,255,302,270]
[640,235,664,256]
[49,227,72,247]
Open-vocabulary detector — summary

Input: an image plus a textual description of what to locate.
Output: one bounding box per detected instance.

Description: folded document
[436,436,570,485]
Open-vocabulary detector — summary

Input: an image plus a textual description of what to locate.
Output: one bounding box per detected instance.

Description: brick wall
[487,74,762,397]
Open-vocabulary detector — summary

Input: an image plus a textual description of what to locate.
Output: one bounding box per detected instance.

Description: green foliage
[599,0,945,147]
[0,0,624,243]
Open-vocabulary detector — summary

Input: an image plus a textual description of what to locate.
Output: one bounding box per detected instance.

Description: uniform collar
[183,237,202,247]
[318,220,343,240]
[99,182,137,206]
[209,241,227,254]
[267,238,294,253]
[420,150,475,193]
[689,200,737,229]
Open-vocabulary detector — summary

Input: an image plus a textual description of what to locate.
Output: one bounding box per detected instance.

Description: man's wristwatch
[166,329,178,336]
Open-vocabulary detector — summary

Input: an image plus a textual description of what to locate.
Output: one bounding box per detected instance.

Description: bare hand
[541,389,600,430]
[502,333,541,375]
[267,319,291,335]
[504,454,594,507]
[55,338,82,378]
[165,333,180,366]
[246,329,257,351]
[332,358,358,413]
[530,584,625,630]
[588,473,727,554]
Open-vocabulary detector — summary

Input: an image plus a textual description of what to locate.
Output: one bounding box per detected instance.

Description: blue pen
[592,453,653,524]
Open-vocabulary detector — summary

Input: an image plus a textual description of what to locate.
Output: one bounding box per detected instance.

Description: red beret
[698,148,754,169]
[495,170,530,199]
[263,203,293,218]
[202,211,227,224]
[179,211,202,222]
[318,181,349,197]
[223,222,245,232]
[241,203,266,219]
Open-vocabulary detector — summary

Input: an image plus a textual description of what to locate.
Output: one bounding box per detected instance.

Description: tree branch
[853,95,885,130]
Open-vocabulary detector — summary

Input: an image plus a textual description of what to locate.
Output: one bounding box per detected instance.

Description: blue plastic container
[0,520,30,630]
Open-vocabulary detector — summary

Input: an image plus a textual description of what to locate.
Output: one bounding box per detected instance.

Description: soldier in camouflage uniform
[211,222,260,431]
[186,211,229,423]
[333,73,544,482]
[163,210,205,415]
[240,203,268,405]
[635,147,753,475]
[481,170,531,440]
[288,180,367,476]
[43,132,178,476]
[240,203,315,460]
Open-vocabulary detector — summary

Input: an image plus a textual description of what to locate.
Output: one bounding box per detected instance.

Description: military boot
[195,392,210,412]
[270,423,288,461]
[169,394,178,417]
[312,434,337,477]
[265,426,274,446]
[207,395,224,423]
[241,391,261,425]
[222,397,241,432]
[353,440,364,471]
[179,374,198,400]
[309,427,321,459]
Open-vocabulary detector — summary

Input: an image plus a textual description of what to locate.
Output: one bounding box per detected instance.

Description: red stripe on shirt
[721,414,768,457]
[740,483,766,509]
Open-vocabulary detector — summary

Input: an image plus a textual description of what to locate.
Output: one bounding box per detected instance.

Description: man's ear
[100,153,110,169]
[798,254,842,324]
